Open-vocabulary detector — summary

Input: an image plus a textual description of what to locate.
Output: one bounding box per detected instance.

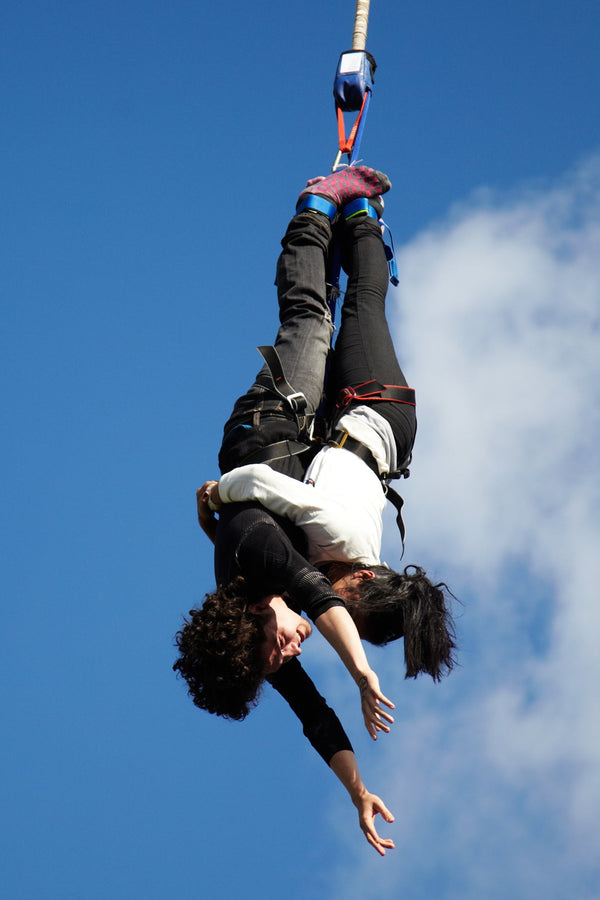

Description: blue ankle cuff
[296,194,337,221]
[343,198,380,221]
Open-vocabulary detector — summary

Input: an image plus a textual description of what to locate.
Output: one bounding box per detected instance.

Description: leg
[330,215,417,464]
[219,169,393,475]
[219,211,334,474]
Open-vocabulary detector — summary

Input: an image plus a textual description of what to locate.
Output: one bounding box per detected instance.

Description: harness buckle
[285,391,307,414]
[328,429,349,449]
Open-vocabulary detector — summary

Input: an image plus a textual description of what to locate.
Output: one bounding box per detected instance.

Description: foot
[298,166,391,209]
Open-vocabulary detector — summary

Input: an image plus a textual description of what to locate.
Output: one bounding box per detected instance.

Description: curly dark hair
[173,577,267,721]
[346,565,457,682]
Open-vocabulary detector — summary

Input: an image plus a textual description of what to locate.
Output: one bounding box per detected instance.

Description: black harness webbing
[330,432,379,474]
[251,347,411,553]
[328,428,409,553]
[385,486,407,550]
[258,345,308,420]
[241,438,314,467]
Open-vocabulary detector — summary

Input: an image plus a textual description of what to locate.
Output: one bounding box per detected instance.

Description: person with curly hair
[175,166,455,854]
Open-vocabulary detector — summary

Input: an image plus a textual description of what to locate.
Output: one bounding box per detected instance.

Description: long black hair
[347,565,457,681]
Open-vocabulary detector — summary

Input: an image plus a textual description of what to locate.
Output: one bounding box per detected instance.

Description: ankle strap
[296,194,337,221]
[342,198,380,221]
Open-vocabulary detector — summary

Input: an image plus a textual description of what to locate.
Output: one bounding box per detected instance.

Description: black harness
[328,427,411,551]
[249,344,414,551]
[257,345,310,430]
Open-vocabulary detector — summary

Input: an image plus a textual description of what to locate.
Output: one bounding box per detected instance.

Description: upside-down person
[174,166,455,855]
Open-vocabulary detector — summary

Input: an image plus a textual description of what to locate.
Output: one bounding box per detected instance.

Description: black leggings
[329,215,417,465]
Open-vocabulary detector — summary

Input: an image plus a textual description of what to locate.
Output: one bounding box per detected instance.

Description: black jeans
[219,211,334,478]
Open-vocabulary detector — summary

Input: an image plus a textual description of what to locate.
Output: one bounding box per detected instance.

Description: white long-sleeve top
[217,406,396,567]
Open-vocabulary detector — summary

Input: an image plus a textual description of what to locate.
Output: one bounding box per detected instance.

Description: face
[249,595,312,675]
[328,569,376,639]
[330,569,375,603]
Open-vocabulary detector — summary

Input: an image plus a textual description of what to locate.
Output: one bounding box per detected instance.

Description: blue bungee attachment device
[332,50,376,170]
[333,49,376,111]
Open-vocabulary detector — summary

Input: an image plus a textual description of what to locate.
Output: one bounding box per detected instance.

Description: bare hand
[196,481,219,544]
[358,669,395,741]
[353,790,395,856]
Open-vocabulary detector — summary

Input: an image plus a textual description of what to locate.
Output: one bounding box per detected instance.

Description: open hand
[353,790,395,856]
[358,669,395,740]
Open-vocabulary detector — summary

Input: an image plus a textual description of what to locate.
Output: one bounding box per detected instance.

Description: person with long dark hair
[197,170,456,681]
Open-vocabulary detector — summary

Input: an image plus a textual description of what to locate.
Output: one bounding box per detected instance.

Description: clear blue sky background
[2,2,599,898]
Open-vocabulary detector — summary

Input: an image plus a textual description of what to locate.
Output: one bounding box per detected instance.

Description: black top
[215,503,345,620]
[214,502,352,763]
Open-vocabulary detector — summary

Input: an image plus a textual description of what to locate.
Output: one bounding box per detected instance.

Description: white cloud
[325,155,600,898]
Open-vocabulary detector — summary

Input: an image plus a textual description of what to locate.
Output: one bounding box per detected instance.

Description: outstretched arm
[329,750,395,856]
[315,605,395,740]
[270,659,394,855]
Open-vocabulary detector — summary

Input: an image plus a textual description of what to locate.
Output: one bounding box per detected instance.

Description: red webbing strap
[336,89,370,155]
[336,381,416,408]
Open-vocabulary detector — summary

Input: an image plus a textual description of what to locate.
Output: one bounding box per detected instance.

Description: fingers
[366,832,388,856]
[196,484,218,528]
[364,716,390,742]
[365,711,391,737]
[197,481,218,499]
[373,797,395,824]
[356,790,395,855]
[367,722,390,741]
[362,691,395,741]
[374,706,395,725]
[374,687,395,711]
[366,832,395,856]
[361,806,395,856]
[360,672,395,713]
[373,718,391,734]
[197,481,218,509]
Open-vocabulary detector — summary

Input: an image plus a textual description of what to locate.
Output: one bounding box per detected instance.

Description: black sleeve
[268,658,353,765]
[236,520,345,621]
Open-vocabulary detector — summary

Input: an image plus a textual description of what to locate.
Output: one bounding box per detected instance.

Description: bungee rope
[352,0,371,48]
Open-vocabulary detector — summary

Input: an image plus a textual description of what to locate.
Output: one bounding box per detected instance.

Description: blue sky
[2,2,599,898]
